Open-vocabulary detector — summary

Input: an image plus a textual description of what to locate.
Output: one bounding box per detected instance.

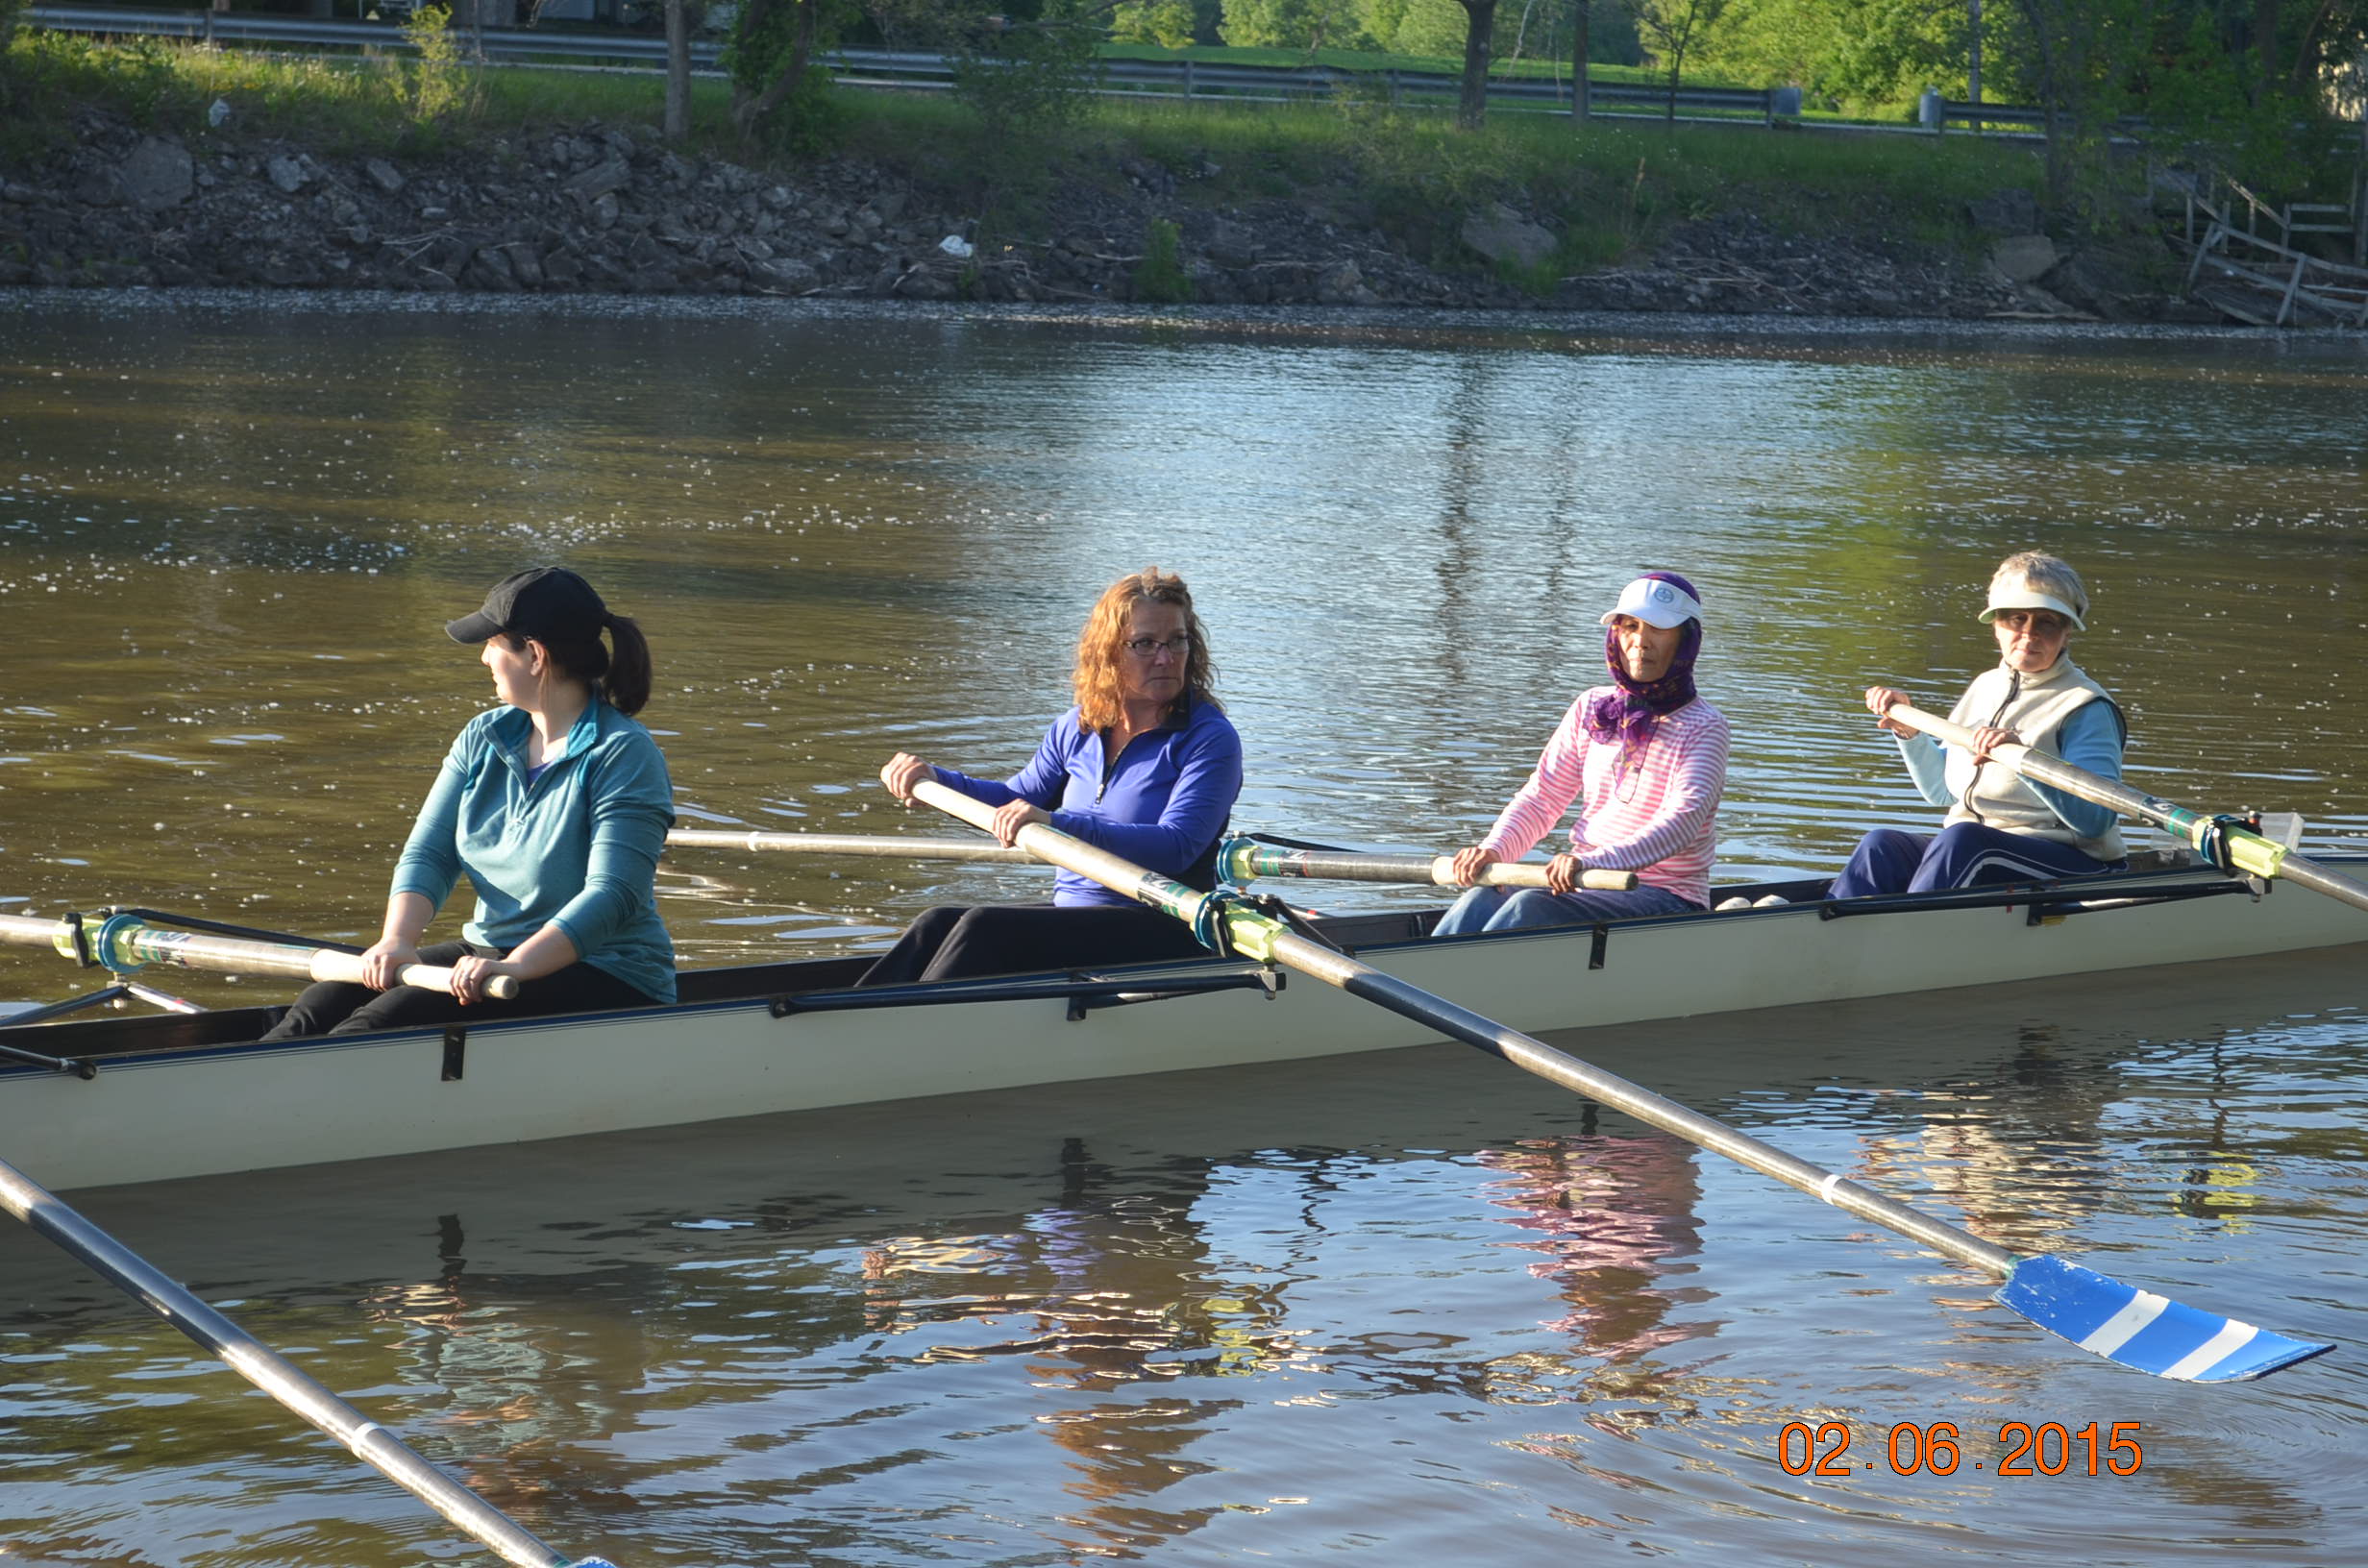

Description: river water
[1,294,2365,1564]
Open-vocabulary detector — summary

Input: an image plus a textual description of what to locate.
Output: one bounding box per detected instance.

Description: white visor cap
[1979,583,2086,631]
[1598,576,1703,630]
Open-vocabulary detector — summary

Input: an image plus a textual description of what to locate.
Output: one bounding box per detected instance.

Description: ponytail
[602,613,653,716]
[530,611,654,717]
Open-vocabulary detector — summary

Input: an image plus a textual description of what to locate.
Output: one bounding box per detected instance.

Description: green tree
[1694,0,1965,110]
[947,1,1105,139]
[664,0,707,141]
[2224,0,2368,97]
[727,0,851,147]
[1620,0,1733,120]
[1449,1,1500,125]
[1362,0,1415,48]
[866,0,1104,159]
[1219,0,1370,48]
[2111,2,2367,193]
[401,6,477,126]
[1113,0,1198,46]
[1384,0,1479,54]
[1985,0,2208,210]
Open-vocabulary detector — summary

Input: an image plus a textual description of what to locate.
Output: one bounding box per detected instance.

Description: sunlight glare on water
[0,295,2365,1564]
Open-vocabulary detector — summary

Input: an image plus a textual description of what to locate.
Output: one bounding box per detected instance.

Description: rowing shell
[3,854,2364,1191]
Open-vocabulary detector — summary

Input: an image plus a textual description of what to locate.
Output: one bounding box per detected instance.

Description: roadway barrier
[25,6,1796,124]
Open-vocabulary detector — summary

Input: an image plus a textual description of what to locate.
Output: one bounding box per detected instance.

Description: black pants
[855,904,1205,988]
[259,940,657,1040]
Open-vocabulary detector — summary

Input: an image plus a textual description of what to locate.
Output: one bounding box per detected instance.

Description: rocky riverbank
[2,106,2217,322]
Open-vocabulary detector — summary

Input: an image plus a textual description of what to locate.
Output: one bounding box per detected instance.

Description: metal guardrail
[28,4,724,59]
[1938,99,2047,130]
[25,6,1790,121]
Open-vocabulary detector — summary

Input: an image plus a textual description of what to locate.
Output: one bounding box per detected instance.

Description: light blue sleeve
[548,730,676,958]
[1895,731,1954,808]
[2027,700,2124,841]
[388,725,474,909]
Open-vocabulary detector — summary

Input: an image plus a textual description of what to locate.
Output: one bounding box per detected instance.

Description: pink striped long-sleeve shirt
[1477,692,1730,907]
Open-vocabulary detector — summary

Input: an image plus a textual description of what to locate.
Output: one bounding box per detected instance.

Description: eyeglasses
[1123,635,1193,658]
[1996,611,2070,635]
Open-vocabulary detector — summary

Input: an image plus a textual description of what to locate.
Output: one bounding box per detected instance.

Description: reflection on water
[1481,1135,1711,1360]
[2,296,2366,1562]
[4,951,2365,1562]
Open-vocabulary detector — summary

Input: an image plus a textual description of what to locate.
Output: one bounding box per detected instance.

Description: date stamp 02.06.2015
[1779,1421,2144,1478]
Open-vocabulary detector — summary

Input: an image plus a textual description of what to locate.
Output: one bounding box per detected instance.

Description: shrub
[401,6,475,127]
[1133,216,1193,302]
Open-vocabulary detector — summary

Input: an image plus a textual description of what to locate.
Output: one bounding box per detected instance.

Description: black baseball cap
[445,567,609,646]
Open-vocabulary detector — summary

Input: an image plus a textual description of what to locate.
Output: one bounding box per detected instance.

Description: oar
[667,828,1639,893]
[1880,701,2368,916]
[1218,837,1639,892]
[668,829,1037,865]
[910,778,2330,1383]
[0,1154,615,1568]
[0,913,522,999]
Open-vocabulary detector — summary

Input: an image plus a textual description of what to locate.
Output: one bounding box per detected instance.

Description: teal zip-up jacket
[391,700,677,1003]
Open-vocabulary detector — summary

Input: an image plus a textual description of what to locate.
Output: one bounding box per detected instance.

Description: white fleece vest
[1942,659,2126,862]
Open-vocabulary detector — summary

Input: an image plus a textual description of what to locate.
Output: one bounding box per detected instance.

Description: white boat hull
[7,862,2365,1191]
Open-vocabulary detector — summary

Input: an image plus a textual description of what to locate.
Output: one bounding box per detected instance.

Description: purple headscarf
[1584,571,1703,761]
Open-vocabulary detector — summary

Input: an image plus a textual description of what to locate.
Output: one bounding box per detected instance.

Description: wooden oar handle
[307,952,522,1000]
[1427,857,1638,892]
[1881,701,2031,764]
[667,828,1038,864]
[914,780,1009,838]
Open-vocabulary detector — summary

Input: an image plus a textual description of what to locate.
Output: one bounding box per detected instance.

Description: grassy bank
[3,31,2043,274]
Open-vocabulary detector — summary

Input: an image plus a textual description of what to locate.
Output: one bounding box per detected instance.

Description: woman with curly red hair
[861,568,1243,986]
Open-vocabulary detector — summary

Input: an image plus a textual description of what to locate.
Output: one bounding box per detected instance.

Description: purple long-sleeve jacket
[930,692,1244,907]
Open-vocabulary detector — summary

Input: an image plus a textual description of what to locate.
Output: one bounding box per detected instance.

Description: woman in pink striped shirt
[1434,572,1730,936]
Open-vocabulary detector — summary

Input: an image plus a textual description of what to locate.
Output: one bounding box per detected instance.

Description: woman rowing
[862,567,1243,986]
[1435,572,1729,935]
[261,568,677,1038]
[1830,551,2126,898]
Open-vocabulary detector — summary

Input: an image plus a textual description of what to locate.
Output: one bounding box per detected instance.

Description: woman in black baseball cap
[261,566,678,1038]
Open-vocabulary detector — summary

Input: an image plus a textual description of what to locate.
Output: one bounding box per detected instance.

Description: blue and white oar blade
[1997,1255,2331,1383]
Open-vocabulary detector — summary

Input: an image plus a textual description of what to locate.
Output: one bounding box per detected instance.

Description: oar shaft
[0,915,520,1000]
[1221,842,1639,893]
[667,829,1037,864]
[1882,701,2368,917]
[909,781,2014,1279]
[0,1156,579,1568]
[666,829,1644,895]
[1277,931,2013,1273]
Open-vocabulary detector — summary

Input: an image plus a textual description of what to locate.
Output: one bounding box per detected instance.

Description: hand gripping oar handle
[1218,838,1640,893]
[911,778,2331,1382]
[0,914,521,1000]
[0,1155,616,1568]
[1881,701,2368,918]
[312,952,525,1001]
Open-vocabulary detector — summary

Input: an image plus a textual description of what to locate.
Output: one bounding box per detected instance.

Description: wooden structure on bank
[2174,172,2368,327]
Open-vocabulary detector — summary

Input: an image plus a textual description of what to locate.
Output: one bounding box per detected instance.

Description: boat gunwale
[0,855,2309,1078]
